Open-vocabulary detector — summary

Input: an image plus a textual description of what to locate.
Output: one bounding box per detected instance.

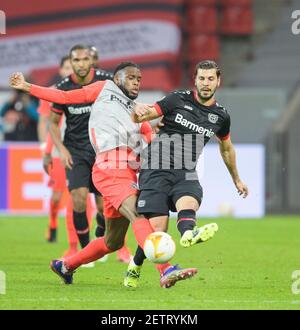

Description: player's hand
[59,146,73,170]
[153,117,164,133]
[43,154,53,175]
[235,180,249,198]
[9,72,30,92]
[134,103,152,117]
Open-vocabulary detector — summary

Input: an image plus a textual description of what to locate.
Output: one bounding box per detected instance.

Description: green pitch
[0,215,299,310]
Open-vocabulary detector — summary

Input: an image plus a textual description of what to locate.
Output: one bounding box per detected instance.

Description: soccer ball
[143,232,176,264]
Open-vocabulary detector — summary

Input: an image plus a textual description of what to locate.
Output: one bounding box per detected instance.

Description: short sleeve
[217,114,231,140]
[155,92,180,116]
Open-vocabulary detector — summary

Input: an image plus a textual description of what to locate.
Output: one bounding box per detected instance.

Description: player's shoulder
[94,69,114,81]
[172,89,193,98]
[163,89,192,102]
[214,101,229,115]
[55,76,73,90]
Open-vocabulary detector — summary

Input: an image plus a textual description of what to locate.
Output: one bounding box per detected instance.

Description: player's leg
[63,194,78,257]
[92,161,154,252]
[46,157,65,242]
[172,180,218,247]
[70,186,90,248]
[66,154,93,249]
[50,216,129,284]
[124,215,169,288]
[46,190,62,242]
[94,194,106,237]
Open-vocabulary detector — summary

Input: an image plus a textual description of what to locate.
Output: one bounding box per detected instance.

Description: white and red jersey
[30,80,153,158]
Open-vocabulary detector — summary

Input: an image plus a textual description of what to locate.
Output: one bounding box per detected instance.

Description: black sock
[95,213,106,237]
[73,211,90,248]
[177,209,196,236]
[133,246,147,266]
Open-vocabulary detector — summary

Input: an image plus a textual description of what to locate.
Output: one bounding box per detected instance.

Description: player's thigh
[149,216,169,232]
[137,170,173,217]
[118,194,140,222]
[104,217,130,250]
[66,155,91,192]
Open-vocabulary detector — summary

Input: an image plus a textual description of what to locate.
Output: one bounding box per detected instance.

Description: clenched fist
[10,72,31,92]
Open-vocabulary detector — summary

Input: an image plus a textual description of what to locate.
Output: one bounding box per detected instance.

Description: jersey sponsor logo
[208,113,218,124]
[110,94,133,110]
[138,200,146,207]
[174,113,215,138]
[184,105,193,111]
[68,105,92,114]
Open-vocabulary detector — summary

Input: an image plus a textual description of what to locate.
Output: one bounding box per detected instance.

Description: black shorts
[66,147,100,195]
[137,169,203,216]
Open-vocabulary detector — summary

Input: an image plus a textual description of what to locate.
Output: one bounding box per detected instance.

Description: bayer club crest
[208,113,218,124]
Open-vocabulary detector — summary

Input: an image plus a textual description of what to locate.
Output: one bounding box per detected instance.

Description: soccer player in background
[49,45,111,255]
[10,62,199,288]
[123,60,249,287]
[37,56,73,243]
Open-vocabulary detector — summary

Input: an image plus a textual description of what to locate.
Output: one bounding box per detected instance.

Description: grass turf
[0,215,299,310]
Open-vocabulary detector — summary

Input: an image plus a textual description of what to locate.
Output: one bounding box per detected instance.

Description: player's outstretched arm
[10,72,102,104]
[217,137,249,198]
[131,103,161,123]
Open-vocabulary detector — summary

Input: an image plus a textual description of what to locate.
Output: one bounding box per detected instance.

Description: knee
[119,204,139,222]
[72,193,86,212]
[151,222,168,232]
[105,236,124,251]
[51,196,61,207]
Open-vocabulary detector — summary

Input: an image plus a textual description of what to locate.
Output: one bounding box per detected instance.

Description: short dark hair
[194,60,221,78]
[113,62,140,76]
[69,44,90,57]
[60,55,70,68]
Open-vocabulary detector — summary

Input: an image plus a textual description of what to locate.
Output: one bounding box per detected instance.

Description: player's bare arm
[217,136,249,198]
[49,111,73,170]
[131,103,161,123]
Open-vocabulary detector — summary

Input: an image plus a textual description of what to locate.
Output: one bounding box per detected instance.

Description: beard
[118,84,138,100]
[197,88,216,101]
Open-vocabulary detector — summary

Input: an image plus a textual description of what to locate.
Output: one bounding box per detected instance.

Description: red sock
[65,196,78,248]
[132,217,153,249]
[64,237,112,270]
[49,199,59,229]
[156,263,172,276]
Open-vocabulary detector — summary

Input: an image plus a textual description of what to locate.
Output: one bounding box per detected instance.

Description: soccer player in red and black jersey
[125,60,249,286]
[46,45,112,253]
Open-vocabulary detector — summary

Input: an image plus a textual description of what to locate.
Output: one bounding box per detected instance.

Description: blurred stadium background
[0,0,299,310]
[1,0,299,216]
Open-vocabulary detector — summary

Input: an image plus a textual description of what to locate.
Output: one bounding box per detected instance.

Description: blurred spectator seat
[186,6,218,33]
[219,0,252,6]
[220,6,253,35]
[186,0,217,5]
[188,34,220,62]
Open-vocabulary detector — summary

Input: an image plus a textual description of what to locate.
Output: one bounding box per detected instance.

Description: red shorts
[92,150,139,219]
[48,157,67,192]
